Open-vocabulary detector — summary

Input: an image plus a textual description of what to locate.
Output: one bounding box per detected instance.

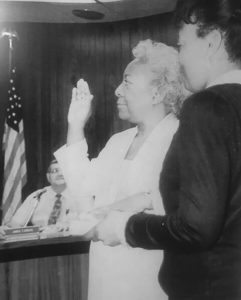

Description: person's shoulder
[25,186,50,200]
[184,87,224,105]
[208,83,241,107]
[178,87,238,136]
[181,87,233,119]
[208,83,241,94]
[184,84,241,106]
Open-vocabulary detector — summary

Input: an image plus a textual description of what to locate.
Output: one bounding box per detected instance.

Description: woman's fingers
[83,80,91,95]
[76,79,92,101]
[68,78,93,125]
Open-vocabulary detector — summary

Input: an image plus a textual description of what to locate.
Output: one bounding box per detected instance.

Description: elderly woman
[55,39,186,300]
[96,1,241,300]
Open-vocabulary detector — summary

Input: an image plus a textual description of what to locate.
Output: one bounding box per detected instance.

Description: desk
[0,237,90,300]
[0,236,90,262]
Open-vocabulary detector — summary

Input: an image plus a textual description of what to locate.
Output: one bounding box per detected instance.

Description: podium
[0,235,89,262]
[0,236,90,300]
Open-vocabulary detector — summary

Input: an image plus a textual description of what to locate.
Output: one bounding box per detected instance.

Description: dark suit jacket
[125,84,241,300]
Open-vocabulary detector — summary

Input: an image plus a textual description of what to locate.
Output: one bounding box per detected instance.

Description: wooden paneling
[0,254,89,300]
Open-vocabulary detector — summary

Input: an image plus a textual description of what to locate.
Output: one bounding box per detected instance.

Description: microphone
[35,188,47,201]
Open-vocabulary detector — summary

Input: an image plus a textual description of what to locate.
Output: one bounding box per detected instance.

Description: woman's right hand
[68,79,93,128]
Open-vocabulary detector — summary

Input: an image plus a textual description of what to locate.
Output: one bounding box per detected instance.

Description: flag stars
[5,66,23,132]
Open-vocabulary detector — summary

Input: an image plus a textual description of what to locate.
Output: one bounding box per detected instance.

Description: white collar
[139,113,179,141]
[47,186,67,197]
[133,112,178,136]
[207,70,241,88]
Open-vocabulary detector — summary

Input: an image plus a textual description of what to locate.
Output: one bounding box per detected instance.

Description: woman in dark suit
[95,0,241,299]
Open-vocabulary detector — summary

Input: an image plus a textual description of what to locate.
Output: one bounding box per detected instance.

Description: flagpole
[8,34,13,74]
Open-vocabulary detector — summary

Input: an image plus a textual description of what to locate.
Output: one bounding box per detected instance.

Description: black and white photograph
[0,0,241,299]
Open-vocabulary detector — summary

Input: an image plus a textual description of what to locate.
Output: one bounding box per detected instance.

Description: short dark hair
[175,0,241,63]
[47,159,58,173]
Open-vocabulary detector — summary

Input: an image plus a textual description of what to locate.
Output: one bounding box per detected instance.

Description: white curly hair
[132,39,187,116]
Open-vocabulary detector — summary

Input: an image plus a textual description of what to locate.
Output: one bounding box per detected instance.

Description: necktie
[48,193,62,225]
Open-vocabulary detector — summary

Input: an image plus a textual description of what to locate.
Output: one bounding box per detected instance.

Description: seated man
[8,160,79,228]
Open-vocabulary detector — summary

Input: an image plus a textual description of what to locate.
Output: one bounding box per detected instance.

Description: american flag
[1,66,27,225]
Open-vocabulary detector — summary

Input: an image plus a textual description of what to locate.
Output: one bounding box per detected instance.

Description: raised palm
[68,79,93,127]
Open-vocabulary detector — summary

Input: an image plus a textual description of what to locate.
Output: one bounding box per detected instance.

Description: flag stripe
[4,131,24,180]
[19,121,27,186]
[2,165,22,215]
[2,143,23,203]
[4,121,24,163]
[2,124,10,152]
[3,184,22,224]
[3,151,26,199]
[21,172,27,187]
[2,161,25,223]
[4,136,25,181]
[4,129,19,164]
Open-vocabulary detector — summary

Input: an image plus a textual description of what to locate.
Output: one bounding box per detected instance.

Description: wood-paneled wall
[0,254,89,300]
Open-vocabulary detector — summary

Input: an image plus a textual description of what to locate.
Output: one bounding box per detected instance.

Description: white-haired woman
[55,39,186,300]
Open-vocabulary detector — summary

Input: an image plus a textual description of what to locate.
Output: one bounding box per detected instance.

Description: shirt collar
[133,113,178,133]
[136,113,179,144]
[48,186,67,197]
[207,70,241,88]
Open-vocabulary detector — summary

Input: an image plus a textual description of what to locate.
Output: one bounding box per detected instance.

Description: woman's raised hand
[68,79,93,128]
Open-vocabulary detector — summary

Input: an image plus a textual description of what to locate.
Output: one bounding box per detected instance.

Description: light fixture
[1,28,18,39]
[1,28,18,49]
[72,8,104,20]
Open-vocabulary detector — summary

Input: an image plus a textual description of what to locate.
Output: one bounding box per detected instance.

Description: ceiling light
[72,9,104,20]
